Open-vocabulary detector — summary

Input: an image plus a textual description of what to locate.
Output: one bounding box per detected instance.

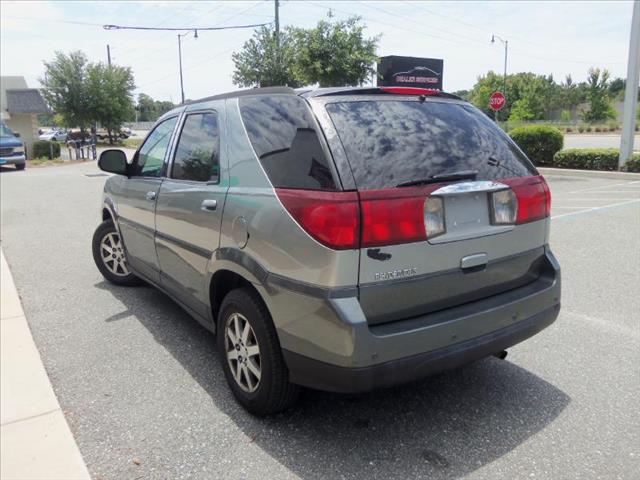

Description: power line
[103,22,269,32]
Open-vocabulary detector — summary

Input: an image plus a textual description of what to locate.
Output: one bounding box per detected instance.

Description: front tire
[217,288,300,415]
[92,220,141,286]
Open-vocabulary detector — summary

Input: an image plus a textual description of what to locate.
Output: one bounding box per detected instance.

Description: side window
[134,116,178,177]
[171,112,220,182]
[238,95,337,190]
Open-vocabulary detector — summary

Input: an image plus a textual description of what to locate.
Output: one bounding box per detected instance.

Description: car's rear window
[325,99,536,190]
[239,95,337,190]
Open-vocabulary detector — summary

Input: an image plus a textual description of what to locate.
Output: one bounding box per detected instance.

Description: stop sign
[489,91,506,111]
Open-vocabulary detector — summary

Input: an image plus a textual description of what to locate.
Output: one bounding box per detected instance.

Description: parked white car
[39,129,68,142]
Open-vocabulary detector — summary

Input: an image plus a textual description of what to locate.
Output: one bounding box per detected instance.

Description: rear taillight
[424,196,446,238]
[501,175,551,224]
[276,186,441,250]
[491,189,518,225]
[275,189,360,249]
[359,188,435,247]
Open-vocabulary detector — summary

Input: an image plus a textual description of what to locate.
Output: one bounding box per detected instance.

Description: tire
[92,220,142,286]
[15,163,25,170]
[217,287,300,415]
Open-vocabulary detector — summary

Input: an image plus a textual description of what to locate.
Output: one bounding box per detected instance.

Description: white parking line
[569,180,640,194]
[551,199,640,219]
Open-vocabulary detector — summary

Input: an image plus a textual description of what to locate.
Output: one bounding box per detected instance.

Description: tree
[135,93,174,122]
[292,15,379,87]
[85,62,135,143]
[581,68,617,123]
[232,25,301,88]
[40,51,91,131]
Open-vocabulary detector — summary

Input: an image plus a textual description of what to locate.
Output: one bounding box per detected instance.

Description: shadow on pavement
[96,280,570,480]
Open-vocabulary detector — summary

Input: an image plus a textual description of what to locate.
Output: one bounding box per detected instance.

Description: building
[0,76,49,158]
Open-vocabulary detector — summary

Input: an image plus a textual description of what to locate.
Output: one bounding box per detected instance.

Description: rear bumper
[283,303,559,393]
[0,154,26,165]
[275,247,561,393]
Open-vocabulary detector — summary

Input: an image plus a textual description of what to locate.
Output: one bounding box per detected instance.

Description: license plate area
[428,182,514,244]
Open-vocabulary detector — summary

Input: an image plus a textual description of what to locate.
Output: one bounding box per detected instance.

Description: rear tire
[15,163,25,170]
[217,288,300,415]
[92,220,141,286]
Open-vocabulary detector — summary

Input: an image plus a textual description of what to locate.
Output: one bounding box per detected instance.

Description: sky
[0,0,635,103]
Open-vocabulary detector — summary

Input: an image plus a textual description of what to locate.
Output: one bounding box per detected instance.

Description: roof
[298,86,463,101]
[5,89,49,114]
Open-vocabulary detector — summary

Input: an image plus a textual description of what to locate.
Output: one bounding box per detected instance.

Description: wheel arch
[209,269,269,327]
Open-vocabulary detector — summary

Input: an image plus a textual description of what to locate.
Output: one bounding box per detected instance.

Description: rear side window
[239,95,337,190]
[134,116,178,177]
[325,100,536,190]
[172,112,220,182]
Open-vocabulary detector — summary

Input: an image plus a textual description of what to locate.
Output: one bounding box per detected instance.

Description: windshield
[324,99,536,190]
[0,121,15,138]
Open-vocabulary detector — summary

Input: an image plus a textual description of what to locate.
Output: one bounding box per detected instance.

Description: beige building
[1,76,49,158]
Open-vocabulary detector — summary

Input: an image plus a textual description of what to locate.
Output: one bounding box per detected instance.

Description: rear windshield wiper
[396,169,478,188]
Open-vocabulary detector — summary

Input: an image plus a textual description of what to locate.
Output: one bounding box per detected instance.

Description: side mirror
[13,132,20,138]
[98,149,128,176]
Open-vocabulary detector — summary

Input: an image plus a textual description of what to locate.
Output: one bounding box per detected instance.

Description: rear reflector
[501,175,551,224]
[275,189,360,249]
[379,86,441,96]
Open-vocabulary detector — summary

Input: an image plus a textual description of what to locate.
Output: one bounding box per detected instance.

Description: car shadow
[96,280,570,480]
[0,165,22,173]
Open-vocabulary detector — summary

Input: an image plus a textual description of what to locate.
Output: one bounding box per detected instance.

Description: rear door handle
[145,191,156,201]
[201,199,217,211]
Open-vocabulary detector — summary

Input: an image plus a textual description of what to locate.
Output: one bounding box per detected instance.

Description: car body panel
[97,86,560,394]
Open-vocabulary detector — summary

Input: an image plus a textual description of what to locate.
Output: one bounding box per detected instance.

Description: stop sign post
[489,91,506,111]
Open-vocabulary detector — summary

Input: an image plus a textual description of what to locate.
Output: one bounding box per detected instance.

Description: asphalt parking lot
[1,162,638,480]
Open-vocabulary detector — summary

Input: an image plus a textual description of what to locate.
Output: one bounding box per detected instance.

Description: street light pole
[492,34,508,120]
[177,30,198,104]
[178,34,184,104]
[619,0,640,169]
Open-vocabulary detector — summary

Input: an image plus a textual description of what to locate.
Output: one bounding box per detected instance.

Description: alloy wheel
[100,232,130,277]
[225,312,261,393]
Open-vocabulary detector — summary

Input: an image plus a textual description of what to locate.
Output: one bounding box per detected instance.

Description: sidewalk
[1,249,90,479]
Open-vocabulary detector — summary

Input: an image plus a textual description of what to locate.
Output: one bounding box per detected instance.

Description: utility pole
[274,0,280,44]
[491,35,508,122]
[107,44,112,67]
[178,34,185,104]
[619,0,640,169]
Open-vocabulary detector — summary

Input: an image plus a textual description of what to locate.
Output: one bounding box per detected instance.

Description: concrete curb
[538,167,640,180]
[1,249,91,480]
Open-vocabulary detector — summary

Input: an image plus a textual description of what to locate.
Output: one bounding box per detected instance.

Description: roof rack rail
[183,86,295,106]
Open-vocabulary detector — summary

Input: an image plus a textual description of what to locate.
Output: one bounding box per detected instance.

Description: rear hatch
[320,93,551,325]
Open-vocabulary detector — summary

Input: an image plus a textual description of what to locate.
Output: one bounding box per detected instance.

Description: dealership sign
[489,91,506,111]
[377,55,444,91]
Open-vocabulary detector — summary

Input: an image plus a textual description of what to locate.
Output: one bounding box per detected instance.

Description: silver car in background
[93,86,561,415]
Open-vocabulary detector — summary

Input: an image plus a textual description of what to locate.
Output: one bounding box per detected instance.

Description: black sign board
[377,55,444,90]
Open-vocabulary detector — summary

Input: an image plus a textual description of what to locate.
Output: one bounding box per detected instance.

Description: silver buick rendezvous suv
[93,86,561,415]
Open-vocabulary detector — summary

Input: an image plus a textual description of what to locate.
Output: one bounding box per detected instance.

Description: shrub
[565,127,573,133]
[31,140,61,160]
[508,125,564,165]
[607,121,620,131]
[594,127,602,132]
[623,154,640,172]
[578,126,585,133]
[553,148,640,171]
[586,126,592,132]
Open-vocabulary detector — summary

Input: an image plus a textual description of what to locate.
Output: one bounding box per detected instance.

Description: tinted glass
[134,116,178,177]
[239,95,336,190]
[172,113,220,182]
[325,100,536,190]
